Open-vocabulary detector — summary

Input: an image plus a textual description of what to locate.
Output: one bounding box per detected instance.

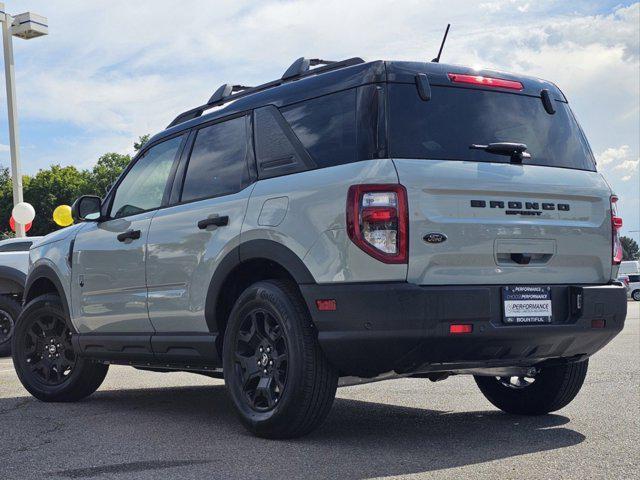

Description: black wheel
[12,294,109,402]
[632,290,640,301]
[0,295,21,357]
[474,360,589,415]
[223,280,338,439]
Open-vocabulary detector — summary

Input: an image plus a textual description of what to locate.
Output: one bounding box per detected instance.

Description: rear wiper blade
[469,142,531,164]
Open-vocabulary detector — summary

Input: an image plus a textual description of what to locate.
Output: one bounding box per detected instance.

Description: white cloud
[4,0,636,139]
[597,145,639,182]
[598,145,633,167]
[0,144,9,152]
[0,0,636,235]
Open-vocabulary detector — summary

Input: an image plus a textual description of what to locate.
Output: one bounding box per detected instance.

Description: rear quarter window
[388,84,596,171]
[281,89,357,169]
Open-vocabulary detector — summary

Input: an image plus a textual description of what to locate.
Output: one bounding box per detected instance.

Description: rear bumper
[299,283,627,377]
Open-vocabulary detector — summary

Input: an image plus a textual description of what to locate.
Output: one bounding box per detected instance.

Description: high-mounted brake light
[347,184,408,264]
[611,195,623,265]
[448,73,523,91]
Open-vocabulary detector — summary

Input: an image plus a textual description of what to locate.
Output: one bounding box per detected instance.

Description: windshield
[388,84,596,171]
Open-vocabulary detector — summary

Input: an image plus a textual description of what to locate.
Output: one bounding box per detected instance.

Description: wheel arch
[0,266,26,296]
[23,265,71,319]
[205,240,315,347]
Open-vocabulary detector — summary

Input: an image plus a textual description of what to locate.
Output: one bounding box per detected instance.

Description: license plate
[503,286,552,324]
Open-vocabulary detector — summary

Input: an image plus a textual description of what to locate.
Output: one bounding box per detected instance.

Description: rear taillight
[347,184,408,264]
[448,73,524,90]
[611,195,623,265]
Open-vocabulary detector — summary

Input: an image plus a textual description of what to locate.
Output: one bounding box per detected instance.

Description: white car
[626,274,640,301]
[0,236,43,356]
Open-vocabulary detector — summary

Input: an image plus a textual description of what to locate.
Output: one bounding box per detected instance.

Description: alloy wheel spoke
[237,319,257,346]
[255,376,276,409]
[265,321,282,342]
[29,357,45,373]
[236,353,261,385]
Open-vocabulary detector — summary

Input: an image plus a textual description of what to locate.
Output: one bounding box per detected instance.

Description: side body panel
[145,186,254,332]
[0,252,30,274]
[70,212,156,333]
[28,225,85,322]
[243,158,405,284]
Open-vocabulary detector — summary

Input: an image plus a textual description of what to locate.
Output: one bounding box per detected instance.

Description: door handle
[117,229,141,242]
[197,215,229,230]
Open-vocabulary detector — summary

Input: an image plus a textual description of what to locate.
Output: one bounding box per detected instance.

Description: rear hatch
[387,66,613,286]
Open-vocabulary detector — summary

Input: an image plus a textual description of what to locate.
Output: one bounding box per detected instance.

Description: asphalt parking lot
[1,302,638,480]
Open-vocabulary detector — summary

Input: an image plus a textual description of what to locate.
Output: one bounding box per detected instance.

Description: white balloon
[12,202,36,224]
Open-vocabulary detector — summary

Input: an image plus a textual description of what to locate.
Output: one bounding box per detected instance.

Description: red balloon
[9,216,32,233]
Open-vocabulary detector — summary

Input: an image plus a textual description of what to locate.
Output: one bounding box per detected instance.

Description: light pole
[0,3,47,237]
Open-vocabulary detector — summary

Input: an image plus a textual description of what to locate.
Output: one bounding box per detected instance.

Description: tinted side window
[629,275,640,283]
[181,116,249,202]
[0,241,32,252]
[281,89,357,168]
[111,135,183,218]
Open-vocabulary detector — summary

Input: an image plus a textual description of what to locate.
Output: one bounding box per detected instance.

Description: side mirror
[71,195,102,222]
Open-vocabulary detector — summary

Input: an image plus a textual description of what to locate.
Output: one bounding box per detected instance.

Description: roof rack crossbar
[207,84,253,105]
[167,56,365,129]
[281,57,339,80]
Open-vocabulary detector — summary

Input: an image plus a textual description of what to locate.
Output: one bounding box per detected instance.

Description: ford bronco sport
[13,57,627,438]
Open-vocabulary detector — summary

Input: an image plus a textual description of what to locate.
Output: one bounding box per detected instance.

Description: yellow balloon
[53,205,73,227]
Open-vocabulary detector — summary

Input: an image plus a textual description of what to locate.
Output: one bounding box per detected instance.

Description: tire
[0,295,21,357]
[12,294,109,402]
[223,280,338,439]
[474,360,589,415]
[632,290,640,302]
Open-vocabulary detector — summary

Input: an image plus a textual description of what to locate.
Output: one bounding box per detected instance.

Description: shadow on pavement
[1,384,585,479]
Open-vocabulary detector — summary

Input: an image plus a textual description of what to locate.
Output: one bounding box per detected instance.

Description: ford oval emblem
[423,233,447,244]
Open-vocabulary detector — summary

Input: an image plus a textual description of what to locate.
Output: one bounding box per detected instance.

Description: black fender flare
[204,239,315,333]
[23,264,71,319]
[0,265,26,295]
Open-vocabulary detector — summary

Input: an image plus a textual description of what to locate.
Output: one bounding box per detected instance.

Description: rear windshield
[388,84,596,171]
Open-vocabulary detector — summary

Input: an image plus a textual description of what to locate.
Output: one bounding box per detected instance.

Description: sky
[0,0,639,240]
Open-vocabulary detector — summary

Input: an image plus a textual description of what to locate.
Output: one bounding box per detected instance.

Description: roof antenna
[431,24,451,63]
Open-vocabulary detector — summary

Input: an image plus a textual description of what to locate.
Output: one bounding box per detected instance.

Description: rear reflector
[613,217,623,229]
[448,73,524,91]
[316,299,337,311]
[591,319,606,329]
[450,324,473,334]
[611,195,624,265]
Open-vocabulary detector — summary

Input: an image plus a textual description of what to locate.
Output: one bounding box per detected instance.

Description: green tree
[22,165,92,236]
[0,168,15,239]
[621,236,639,261]
[0,135,147,237]
[133,134,150,152]
[89,152,132,196]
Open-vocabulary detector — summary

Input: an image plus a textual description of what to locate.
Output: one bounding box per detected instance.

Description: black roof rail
[166,56,365,129]
[207,84,252,105]
[282,57,337,80]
